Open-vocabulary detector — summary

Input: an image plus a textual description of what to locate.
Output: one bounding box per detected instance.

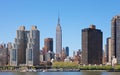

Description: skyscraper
[111,15,120,64]
[82,25,102,64]
[56,17,62,57]
[26,26,40,66]
[44,38,54,61]
[10,26,40,66]
[65,46,69,56]
[44,38,53,52]
[106,37,112,63]
[10,26,27,66]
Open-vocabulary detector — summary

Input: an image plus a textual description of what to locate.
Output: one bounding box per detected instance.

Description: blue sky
[0,0,120,56]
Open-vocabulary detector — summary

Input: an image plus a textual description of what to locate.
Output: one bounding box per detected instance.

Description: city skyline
[0,0,120,56]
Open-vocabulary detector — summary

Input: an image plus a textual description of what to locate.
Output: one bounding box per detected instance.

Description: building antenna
[58,10,60,25]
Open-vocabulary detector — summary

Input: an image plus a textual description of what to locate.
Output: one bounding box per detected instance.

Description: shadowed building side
[44,38,53,52]
[111,15,120,64]
[82,25,103,65]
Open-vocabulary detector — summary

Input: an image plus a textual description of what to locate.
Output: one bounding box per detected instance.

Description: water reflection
[107,72,120,75]
[81,71,102,75]
[0,71,120,75]
[38,72,81,75]
[12,72,39,75]
[81,71,120,75]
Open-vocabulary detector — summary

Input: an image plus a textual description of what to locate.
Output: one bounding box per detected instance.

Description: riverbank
[0,64,120,72]
[0,69,120,72]
[0,71,120,75]
[0,69,80,72]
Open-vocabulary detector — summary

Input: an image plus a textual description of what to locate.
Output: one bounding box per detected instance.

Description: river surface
[0,71,120,75]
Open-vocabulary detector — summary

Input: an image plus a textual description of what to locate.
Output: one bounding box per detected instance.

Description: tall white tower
[56,16,62,57]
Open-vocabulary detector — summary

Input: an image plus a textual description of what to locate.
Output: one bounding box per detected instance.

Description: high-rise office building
[44,38,53,52]
[7,42,12,65]
[44,38,54,61]
[26,26,40,66]
[10,26,40,66]
[111,15,120,64]
[65,46,69,56]
[82,25,102,64]
[106,37,112,63]
[10,26,27,66]
[56,17,62,57]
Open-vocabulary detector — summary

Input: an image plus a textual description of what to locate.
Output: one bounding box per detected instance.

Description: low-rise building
[0,47,8,66]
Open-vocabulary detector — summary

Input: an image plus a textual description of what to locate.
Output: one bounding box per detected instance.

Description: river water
[0,71,120,75]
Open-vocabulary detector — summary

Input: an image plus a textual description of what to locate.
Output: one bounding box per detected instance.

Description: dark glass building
[106,37,112,63]
[65,46,69,56]
[82,25,102,64]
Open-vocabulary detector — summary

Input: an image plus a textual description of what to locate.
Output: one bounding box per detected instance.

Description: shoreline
[0,69,120,72]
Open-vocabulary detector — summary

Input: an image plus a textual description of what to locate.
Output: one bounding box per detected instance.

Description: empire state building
[56,17,62,57]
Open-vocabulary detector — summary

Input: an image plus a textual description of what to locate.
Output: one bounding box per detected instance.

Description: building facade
[56,17,62,57]
[45,51,54,61]
[44,38,53,52]
[73,49,82,64]
[7,42,12,65]
[111,15,120,64]
[10,26,40,66]
[0,45,8,66]
[26,26,40,66]
[106,37,112,63]
[65,46,69,56]
[82,25,102,64]
[44,38,54,61]
[10,26,26,66]
[103,45,107,64]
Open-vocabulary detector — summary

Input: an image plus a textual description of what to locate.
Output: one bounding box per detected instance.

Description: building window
[28,49,32,61]
[12,50,16,61]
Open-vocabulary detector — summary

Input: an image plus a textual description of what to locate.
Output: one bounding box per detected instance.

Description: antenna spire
[58,11,60,25]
